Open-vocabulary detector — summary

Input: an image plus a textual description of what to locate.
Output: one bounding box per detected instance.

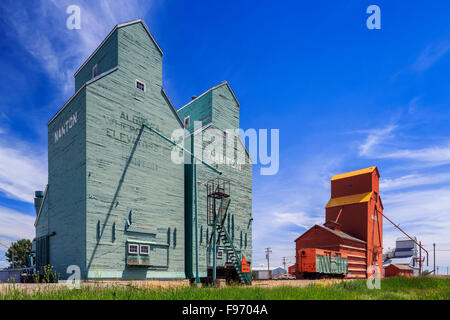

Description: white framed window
[140,244,150,255]
[128,243,139,254]
[92,64,98,78]
[135,79,146,92]
[217,250,223,259]
[184,116,190,128]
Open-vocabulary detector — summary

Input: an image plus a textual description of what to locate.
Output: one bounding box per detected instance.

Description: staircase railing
[218,224,252,285]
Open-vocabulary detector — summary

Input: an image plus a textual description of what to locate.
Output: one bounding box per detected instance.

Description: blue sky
[0,0,450,272]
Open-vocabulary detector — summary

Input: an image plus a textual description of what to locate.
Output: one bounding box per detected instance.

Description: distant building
[384,264,413,278]
[383,237,419,276]
[252,266,286,280]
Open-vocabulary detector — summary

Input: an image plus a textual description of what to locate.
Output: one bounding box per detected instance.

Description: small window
[128,243,139,254]
[136,80,146,92]
[217,250,223,259]
[140,244,150,255]
[92,64,98,78]
[184,116,190,129]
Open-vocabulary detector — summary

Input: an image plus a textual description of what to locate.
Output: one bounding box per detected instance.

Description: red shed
[384,264,413,278]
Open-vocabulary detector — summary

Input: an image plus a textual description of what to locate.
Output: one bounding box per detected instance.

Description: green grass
[1,277,449,300]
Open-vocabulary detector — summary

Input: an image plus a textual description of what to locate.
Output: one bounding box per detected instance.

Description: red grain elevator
[294,166,384,279]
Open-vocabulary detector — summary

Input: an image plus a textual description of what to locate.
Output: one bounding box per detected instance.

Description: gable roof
[331,166,378,181]
[177,81,240,112]
[159,85,184,128]
[317,224,366,243]
[326,191,373,208]
[48,66,119,125]
[295,224,366,244]
[74,19,163,78]
[388,264,413,271]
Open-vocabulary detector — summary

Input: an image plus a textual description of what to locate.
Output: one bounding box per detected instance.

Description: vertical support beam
[419,241,422,276]
[213,225,217,283]
[194,162,200,284]
[433,243,436,275]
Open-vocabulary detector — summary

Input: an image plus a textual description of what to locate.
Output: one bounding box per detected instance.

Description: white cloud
[382,187,450,266]
[0,206,35,241]
[0,259,8,269]
[0,138,47,203]
[3,0,154,95]
[359,124,450,166]
[380,172,450,191]
[358,125,397,157]
[380,145,450,164]
[272,211,323,230]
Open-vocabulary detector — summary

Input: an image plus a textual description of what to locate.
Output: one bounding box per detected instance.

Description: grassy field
[1,277,449,300]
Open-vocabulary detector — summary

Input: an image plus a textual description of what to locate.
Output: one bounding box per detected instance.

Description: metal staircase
[217,222,252,285]
[207,179,251,285]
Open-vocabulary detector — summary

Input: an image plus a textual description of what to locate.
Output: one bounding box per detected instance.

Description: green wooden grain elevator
[33,19,252,283]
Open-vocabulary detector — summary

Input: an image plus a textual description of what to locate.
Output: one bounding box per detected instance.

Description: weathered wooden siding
[185,127,252,276]
[75,31,119,91]
[177,91,213,131]
[84,22,184,279]
[212,84,239,131]
[40,20,251,281]
[46,88,87,279]
[181,83,252,278]
[118,23,163,88]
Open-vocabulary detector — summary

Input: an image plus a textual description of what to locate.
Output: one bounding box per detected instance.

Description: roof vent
[191,96,197,100]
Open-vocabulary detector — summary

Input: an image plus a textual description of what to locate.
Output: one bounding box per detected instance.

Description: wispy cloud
[380,172,450,191]
[358,125,397,157]
[359,124,450,166]
[382,187,450,264]
[0,258,8,269]
[412,42,450,72]
[0,206,35,241]
[0,137,47,203]
[272,211,323,230]
[380,145,450,164]
[2,0,154,95]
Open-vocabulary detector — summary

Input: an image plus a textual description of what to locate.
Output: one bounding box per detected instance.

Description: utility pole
[433,243,436,275]
[282,257,288,274]
[265,248,272,279]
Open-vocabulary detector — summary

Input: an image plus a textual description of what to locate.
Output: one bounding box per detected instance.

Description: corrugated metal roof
[325,191,373,208]
[331,166,377,181]
[383,256,417,269]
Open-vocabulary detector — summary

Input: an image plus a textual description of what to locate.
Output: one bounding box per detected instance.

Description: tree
[5,239,32,269]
